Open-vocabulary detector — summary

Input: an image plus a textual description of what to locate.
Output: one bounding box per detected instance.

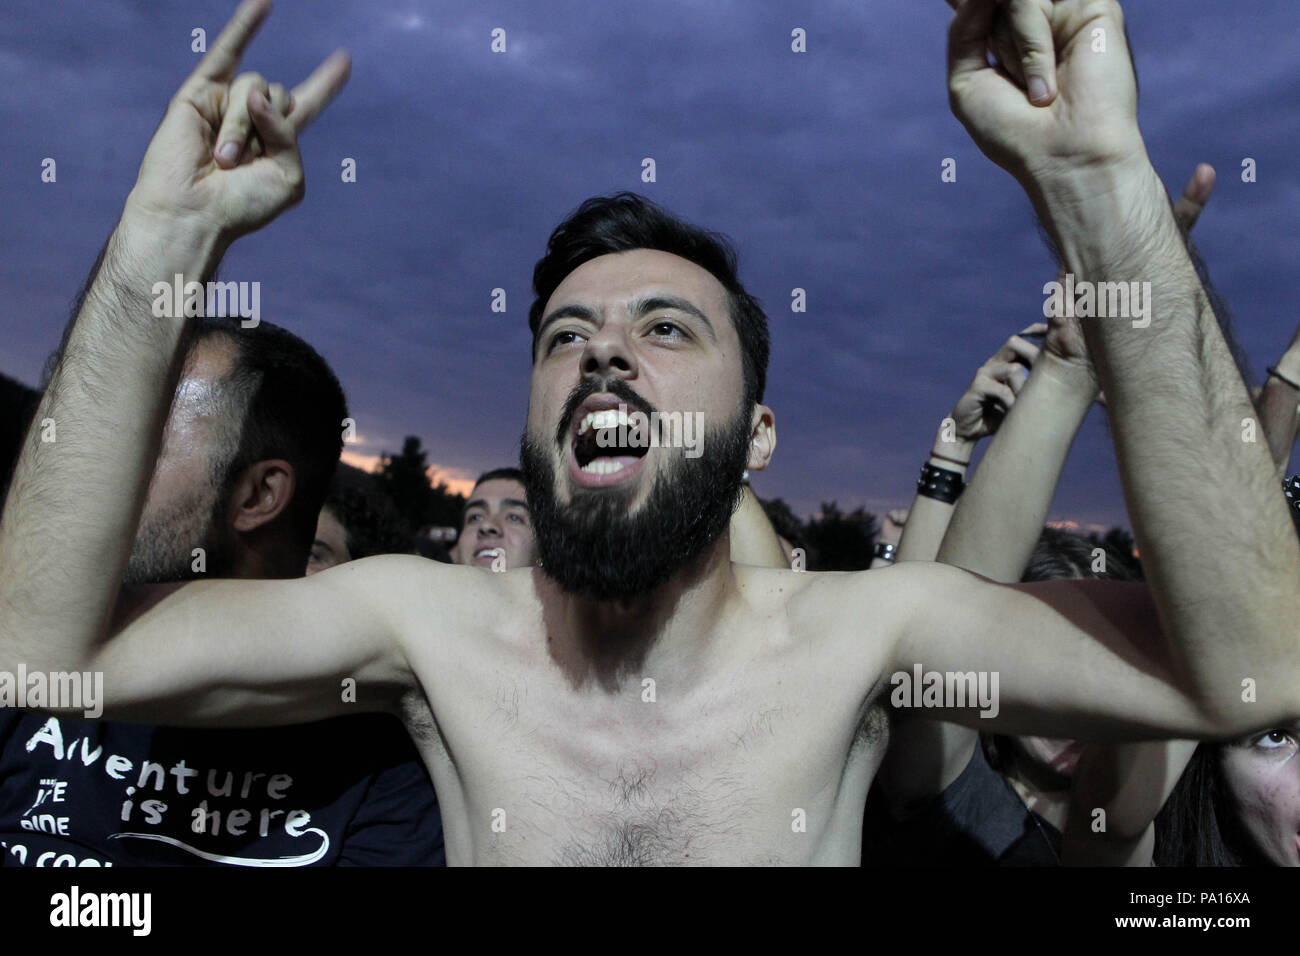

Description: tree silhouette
[376,435,466,530]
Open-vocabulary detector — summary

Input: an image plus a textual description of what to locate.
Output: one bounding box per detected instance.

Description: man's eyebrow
[535,303,598,346]
[631,295,716,338]
[536,295,718,346]
[466,497,529,512]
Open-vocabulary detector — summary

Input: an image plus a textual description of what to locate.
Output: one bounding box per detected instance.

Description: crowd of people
[0,0,1297,869]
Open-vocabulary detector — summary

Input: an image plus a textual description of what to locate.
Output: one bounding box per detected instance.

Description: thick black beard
[521,389,751,604]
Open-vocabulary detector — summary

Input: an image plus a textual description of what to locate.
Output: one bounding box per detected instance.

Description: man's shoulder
[749,560,961,609]
[760,562,989,657]
[341,553,534,594]
[341,556,544,652]
[334,552,451,586]
[335,553,504,613]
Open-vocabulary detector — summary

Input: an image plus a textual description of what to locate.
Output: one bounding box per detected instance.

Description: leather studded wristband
[917,462,964,505]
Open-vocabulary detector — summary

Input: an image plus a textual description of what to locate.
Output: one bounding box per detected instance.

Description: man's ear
[226,459,296,533]
[747,404,776,472]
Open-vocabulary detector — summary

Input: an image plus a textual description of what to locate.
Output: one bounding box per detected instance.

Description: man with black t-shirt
[0,322,443,867]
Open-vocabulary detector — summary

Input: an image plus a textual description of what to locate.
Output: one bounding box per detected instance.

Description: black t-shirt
[863,742,1062,866]
[0,710,444,867]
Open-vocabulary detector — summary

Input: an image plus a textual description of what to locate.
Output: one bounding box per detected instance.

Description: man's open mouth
[567,396,650,484]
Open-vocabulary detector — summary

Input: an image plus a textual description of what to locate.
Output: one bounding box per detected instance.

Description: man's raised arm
[0,0,376,722]
[940,0,1300,728]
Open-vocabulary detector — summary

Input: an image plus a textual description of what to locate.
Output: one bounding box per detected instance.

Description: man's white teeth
[581,458,627,475]
[574,407,636,474]
[576,407,631,436]
[476,548,503,559]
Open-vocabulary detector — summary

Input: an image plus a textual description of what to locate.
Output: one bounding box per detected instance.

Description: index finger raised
[190,0,272,86]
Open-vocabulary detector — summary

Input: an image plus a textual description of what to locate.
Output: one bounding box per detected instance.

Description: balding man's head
[126,319,347,583]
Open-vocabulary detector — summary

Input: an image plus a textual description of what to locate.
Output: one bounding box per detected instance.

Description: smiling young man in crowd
[449,468,536,572]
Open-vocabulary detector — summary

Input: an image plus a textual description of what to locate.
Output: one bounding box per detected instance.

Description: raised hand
[950,326,1043,441]
[127,0,350,243]
[944,0,1144,188]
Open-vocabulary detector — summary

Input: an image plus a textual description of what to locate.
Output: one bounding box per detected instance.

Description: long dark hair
[1153,743,1270,867]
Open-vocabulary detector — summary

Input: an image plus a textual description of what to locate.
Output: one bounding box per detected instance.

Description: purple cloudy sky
[2,0,1296,528]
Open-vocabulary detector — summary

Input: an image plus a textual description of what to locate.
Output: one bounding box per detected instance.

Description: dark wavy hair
[1022,526,1141,585]
[528,192,770,408]
[321,463,413,560]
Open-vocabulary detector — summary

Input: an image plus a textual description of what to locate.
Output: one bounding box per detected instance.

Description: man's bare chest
[404,638,888,865]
